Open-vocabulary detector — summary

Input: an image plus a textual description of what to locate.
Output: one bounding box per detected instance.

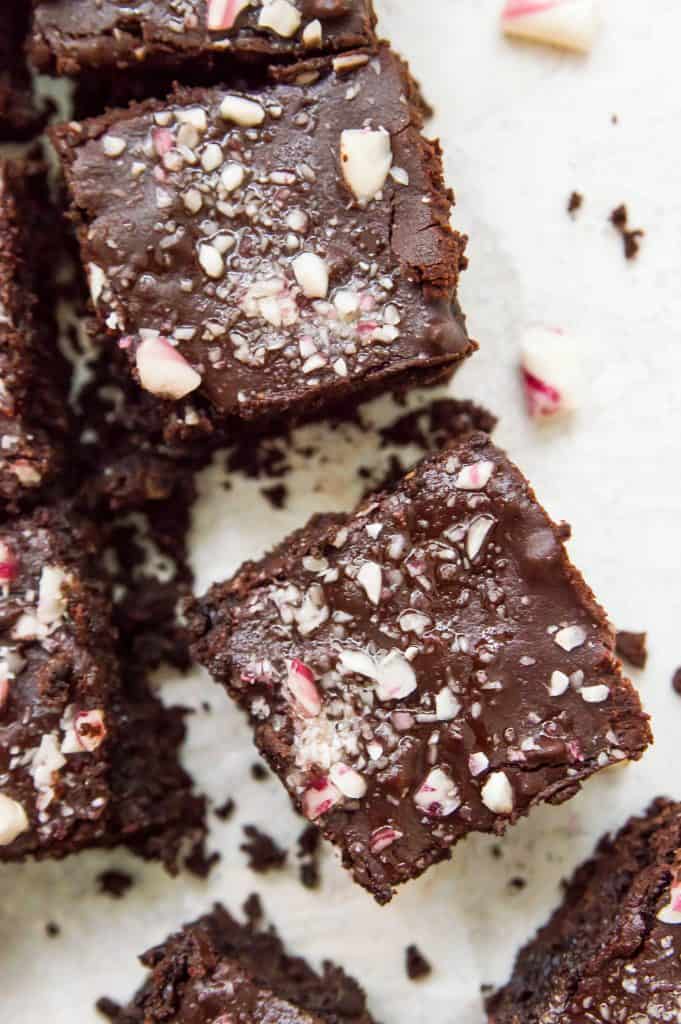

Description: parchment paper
[2,1,680,1019]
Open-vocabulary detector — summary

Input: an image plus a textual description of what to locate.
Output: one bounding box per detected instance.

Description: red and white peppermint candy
[287,659,322,717]
[414,767,460,817]
[152,126,174,157]
[73,710,107,752]
[501,0,598,53]
[369,825,403,855]
[302,777,342,820]
[136,336,201,399]
[0,542,17,584]
[520,325,577,421]
[206,0,251,31]
[329,763,367,799]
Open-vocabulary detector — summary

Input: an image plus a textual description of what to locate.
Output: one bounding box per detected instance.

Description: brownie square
[52,46,472,429]
[0,7,43,141]
[99,897,375,1024]
[31,0,377,76]
[0,504,206,869]
[0,157,71,507]
[189,434,651,903]
[487,799,681,1023]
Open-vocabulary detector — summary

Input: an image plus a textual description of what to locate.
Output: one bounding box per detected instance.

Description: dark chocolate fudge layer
[487,799,681,1024]
[0,158,71,507]
[52,46,472,426]
[0,506,119,858]
[189,434,651,903]
[31,0,377,75]
[0,8,43,141]
[101,897,375,1024]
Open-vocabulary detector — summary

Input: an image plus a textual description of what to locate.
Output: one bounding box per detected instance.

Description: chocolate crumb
[491,845,503,860]
[509,876,527,890]
[297,824,321,889]
[241,826,287,874]
[406,944,432,980]
[616,631,648,669]
[201,701,211,712]
[185,845,221,879]
[261,483,288,509]
[96,997,122,1021]
[243,892,263,926]
[250,762,269,781]
[98,869,134,900]
[46,921,60,938]
[610,204,644,260]
[672,668,681,697]
[215,797,235,821]
[567,191,583,215]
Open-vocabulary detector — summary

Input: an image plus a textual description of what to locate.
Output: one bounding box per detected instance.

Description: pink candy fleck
[0,543,18,584]
[206,0,249,31]
[392,710,415,731]
[0,676,9,712]
[369,826,403,855]
[152,127,174,157]
[287,659,322,717]
[522,368,563,419]
[302,777,342,820]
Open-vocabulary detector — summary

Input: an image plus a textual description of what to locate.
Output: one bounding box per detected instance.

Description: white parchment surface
[2,1,680,1020]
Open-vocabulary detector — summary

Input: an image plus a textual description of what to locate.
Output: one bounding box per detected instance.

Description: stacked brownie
[0,8,44,141]
[0,0,663,1018]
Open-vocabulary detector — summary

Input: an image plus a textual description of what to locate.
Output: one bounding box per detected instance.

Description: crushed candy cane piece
[466,515,496,561]
[292,252,329,298]
[414,767,460,817]
[136,337,201,399]
[0,542,18,584]
[580,684,610,703]
[369,825,403,854]
[302,777,342,820]
[520,325,577,421]
[657,884,681,925]
[340,129,392,205]
[481,771,514,814]
[0,794,29,846]
[329,763,367,799]
[554,624,587,651]
[357,561,382,605]
[258,0,301,37]
[207,0,251,31]
[220,95,265,126]
[501,0,598,54]
[287,659,322,717]
[469,752,489,777]
[456,461,494,490]
[375,649,417,701]
[549,669,570,696]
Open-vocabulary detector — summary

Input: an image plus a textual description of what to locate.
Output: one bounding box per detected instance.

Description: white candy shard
[198,243,225,279]
[369,825,403,854]
[102,135,126,157]
[414,767,460,817]
[287,659,322,717]
[292,252,329,298]
[435,688,461,721]
[466,515,496,561]
[302,18,323,48]
[206,0,251,31]
[302,777,342,820]
[549,669,570,696]
[87,263,106,306]
[338,648,378,680]
[468,752,489,777]
[520,324,577,420]
[481,771,514,814]
[657,884,681,925]
[357,561,382,605]
[258,0,301,37]
[375,649,417,702]
[220,95,265,126]
[554,624,587,651]
[136,337,201,400]
[37,566,70,627]
[329,763,367,799]
[340,128,393,205]
[221,162,245,192]
[0,794,29,846]
[456,461,494,490]
[580,684,610,703]
[501,0,598,53]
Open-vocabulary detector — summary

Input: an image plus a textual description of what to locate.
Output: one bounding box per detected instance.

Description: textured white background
[2,1,680,1020]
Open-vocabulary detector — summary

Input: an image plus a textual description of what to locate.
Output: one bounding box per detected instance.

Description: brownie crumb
[406,944,432,980]
[297,824,321,890]
[567,191,583,215]
[241,826,287,874]
[185,845,221,879]
[46,921,60,938]
[610,204,644,260]
[215,797,236,821]
[201,701,211,712]
[509,876,527,890]
[261,483,288,509]
[96,997,122,1021]
[616,631,648,669]
[251,762,269,782]
[98,870,134,900]
[242,892,264,926]
[672,668,681,697]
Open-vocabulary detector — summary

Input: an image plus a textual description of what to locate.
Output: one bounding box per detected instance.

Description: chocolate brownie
[0,504,207,868]
[99,897,375,1023]
[0,8,43,141]
[189,434,651,903]
[487,799,681,1024]
[52,46,472,428]
[31,1,377,77]
[0,157,72,507]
